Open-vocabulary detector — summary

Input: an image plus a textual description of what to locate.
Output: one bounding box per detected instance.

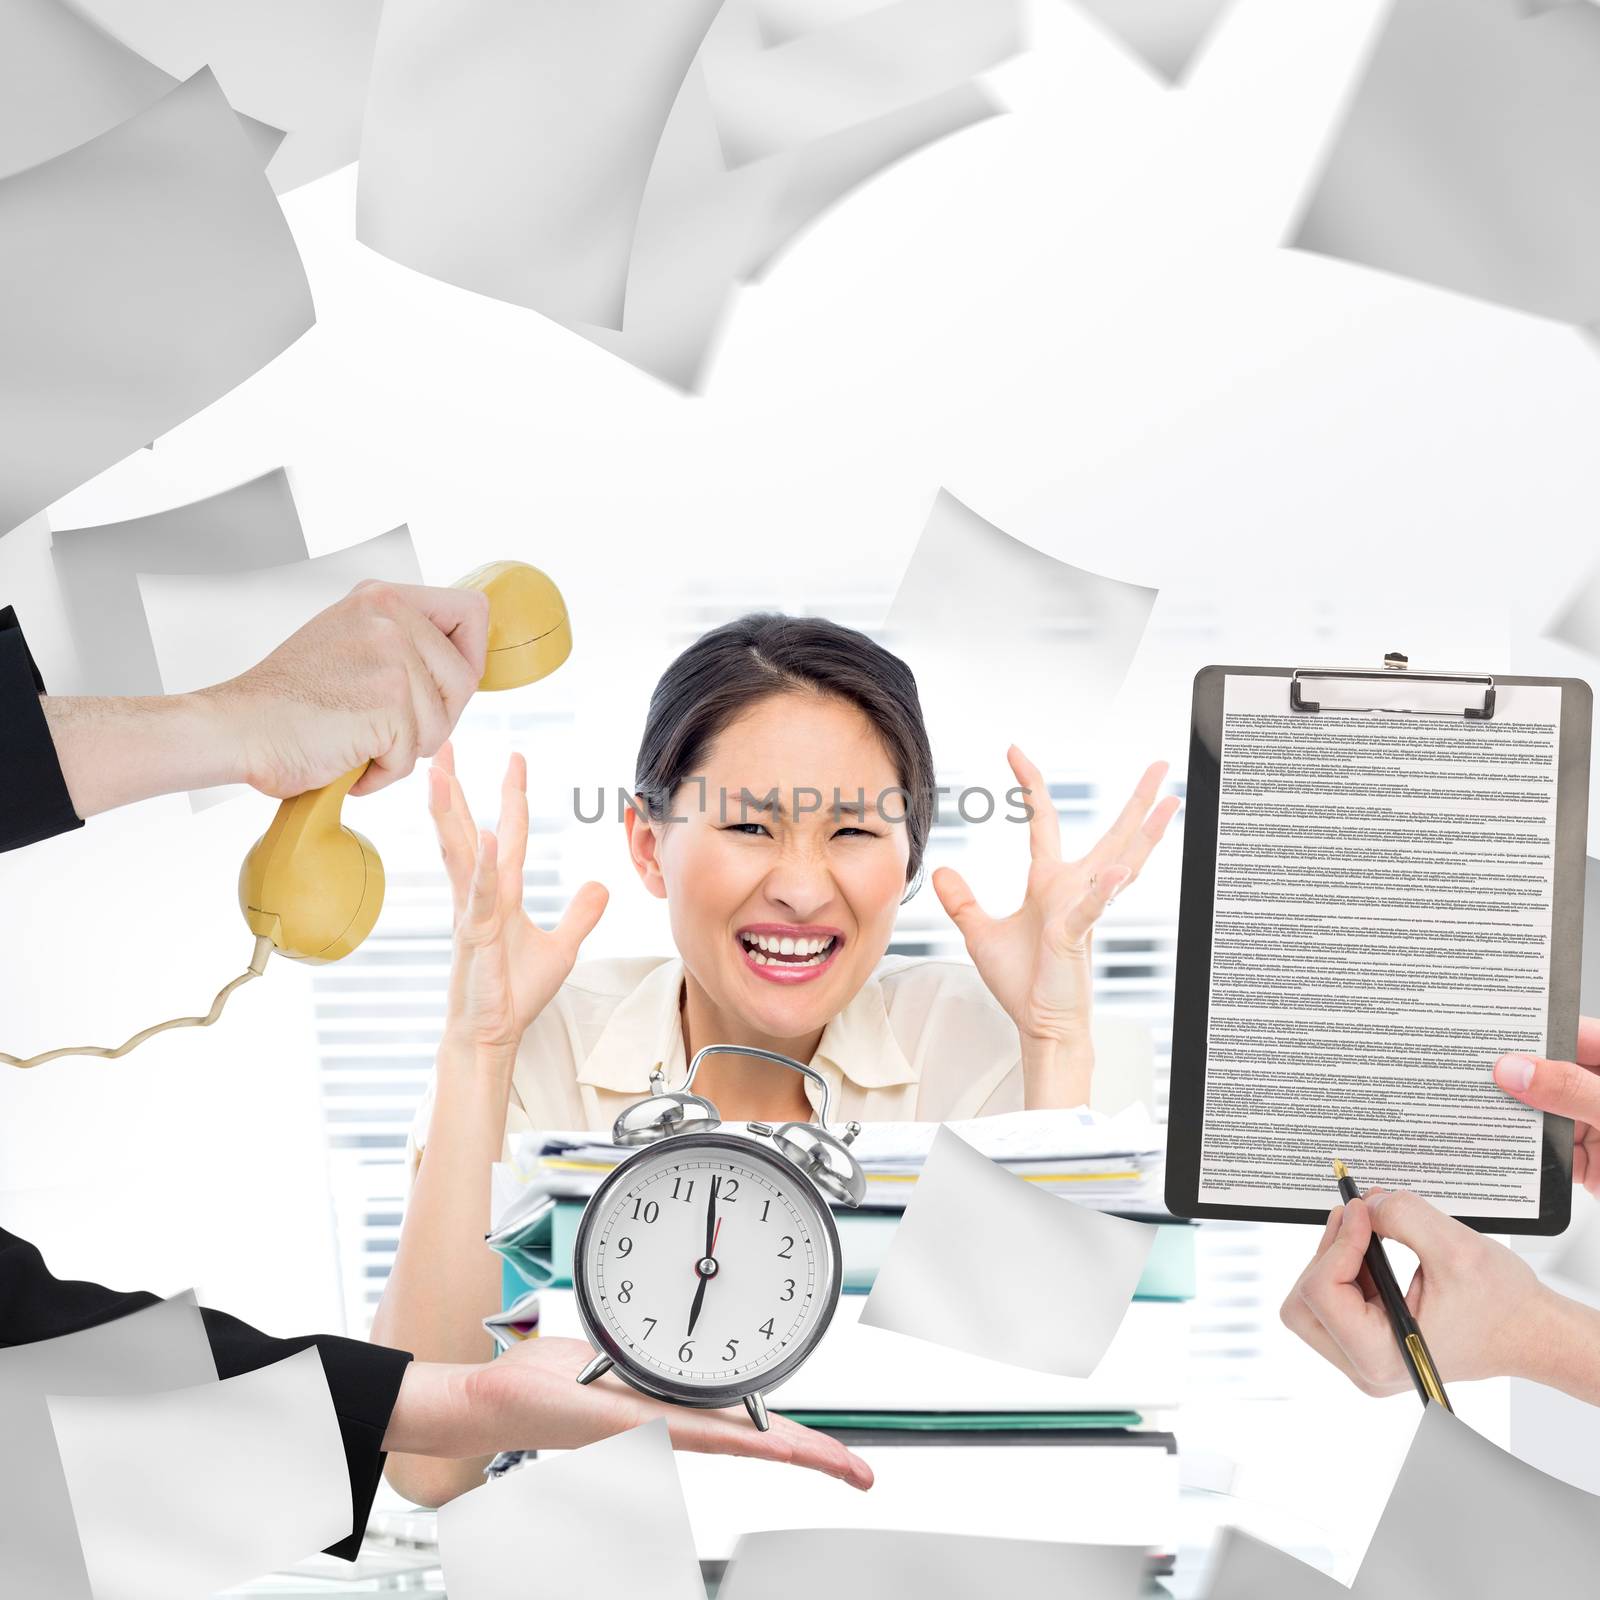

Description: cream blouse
[406,953,1035,1175]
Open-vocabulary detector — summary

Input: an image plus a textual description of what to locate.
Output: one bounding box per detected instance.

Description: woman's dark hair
[634,613,936,902]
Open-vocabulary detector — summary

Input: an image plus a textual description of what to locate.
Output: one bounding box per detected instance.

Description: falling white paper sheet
[0,1292,215,1600]
[437,1420,704,1600]
[1544,555,1600,659]
[1072,0,1237,84]
[1289,0,1600,328]
[66,0,383,192]
[577,50,772,391]
[47,1346,349,1600]
[720,1528,1147,1600]
[742,80,1003,281]
[0,0,282,180]
[1352,1404,1598,1597]
[882,488,1158,760]
[0,69,313,542]
[136,526,420,699]
[1200,1527,1347,1599]
[357,0,724,331]
[703,0,1024,167]
[50,470,307,696]
[753,0,893,46]
[576,0,1008,388]
[859,1125,1157,1376]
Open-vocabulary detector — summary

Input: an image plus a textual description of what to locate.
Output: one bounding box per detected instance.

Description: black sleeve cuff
[0,1228,415,1564]
[199,1308,415,1561]
[0,606,84,853]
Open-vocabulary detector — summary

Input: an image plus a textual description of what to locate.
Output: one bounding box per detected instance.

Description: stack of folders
[488,1109,1190,1570]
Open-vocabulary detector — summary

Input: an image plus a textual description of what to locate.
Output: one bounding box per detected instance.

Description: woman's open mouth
[735,928,843,983]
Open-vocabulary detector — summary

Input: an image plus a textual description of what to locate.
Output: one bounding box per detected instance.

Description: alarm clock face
[572,1132,842,1407]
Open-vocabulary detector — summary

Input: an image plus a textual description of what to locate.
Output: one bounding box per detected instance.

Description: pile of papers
[501,1104,1167,1216]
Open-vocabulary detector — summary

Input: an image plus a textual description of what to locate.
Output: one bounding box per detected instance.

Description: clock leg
[743,1392,770,1432]
[575,1353,614,1386]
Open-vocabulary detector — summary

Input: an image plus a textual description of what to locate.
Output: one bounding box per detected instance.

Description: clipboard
[1166,659,1592,1235]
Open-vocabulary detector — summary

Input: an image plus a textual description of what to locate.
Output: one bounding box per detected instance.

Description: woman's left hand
[932,750,1180,1045]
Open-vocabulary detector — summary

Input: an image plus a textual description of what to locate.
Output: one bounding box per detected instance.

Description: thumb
[556,881,609,954]
[1493,1050,1600,1125]
[931,865,992,939]
[1363,1189,1461,1261]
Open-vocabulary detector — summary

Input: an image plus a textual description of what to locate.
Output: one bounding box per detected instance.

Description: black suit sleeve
[0,605,84,852]
[0,1227,414,1561]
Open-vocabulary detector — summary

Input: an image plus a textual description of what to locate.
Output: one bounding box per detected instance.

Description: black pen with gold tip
[1332,1159,1452,1412]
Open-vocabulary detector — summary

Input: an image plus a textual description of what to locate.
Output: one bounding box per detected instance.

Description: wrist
[437,1028,520,1083]
[383,1360,484,1457]
[1517,1286,1600,1402]
[1019,1031,1093,1109]
[41,692,238,815]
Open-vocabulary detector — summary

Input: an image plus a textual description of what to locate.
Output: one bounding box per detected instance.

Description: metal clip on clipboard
[1289,651,1497,720]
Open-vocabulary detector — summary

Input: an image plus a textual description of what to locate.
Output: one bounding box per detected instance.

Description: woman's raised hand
[932,750,1179,1045]
[429,742,608,1056]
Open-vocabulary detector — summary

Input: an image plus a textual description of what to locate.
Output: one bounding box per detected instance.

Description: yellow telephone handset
[239,560,571,964]
[3,561,570,1068]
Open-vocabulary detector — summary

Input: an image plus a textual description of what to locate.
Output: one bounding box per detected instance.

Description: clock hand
[688,1176,720,1338]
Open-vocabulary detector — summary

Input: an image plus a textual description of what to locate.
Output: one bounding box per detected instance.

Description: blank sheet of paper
[47,1347,349,1600]
[0,1293,215,1600]
[1544,554,1600,660]
[1289,0,1600,328]
[358,0,724,330]
[1073,0,1236,84]
[702,0,1023,167]
[883,488,1157,760]
[66,0,382,192]
[0,0,283,180]
[136,526,419,697]
[1200,1527,1348,1599]
[0,69,313,540]
[859,1125,1157,1377]
[437,1420,704,1600]
[1352,1403,1598,1597]
[742,80,1002,281]
[720,1528,1146,1600]
[578,52,772,391]
[1195,673,1560,1218]
[50,470,307,696]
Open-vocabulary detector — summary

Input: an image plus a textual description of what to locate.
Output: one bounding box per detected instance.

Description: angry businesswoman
[376,611,1177,1504]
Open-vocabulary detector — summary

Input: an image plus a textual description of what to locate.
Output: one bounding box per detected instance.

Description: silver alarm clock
[571,1044,866,1431]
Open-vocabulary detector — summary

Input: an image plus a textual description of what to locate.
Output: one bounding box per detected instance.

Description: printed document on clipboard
[1167,663,1592,1234]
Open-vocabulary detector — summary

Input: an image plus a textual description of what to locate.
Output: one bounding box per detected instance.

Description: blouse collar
[574,955,920,1110]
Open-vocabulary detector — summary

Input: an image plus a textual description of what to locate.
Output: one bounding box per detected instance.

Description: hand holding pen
[1331,1161,1450,1410]
[1279,1177,1568,1401]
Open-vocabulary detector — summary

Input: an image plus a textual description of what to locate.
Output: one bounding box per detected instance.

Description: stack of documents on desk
[671,1418,1179,1562]
[503,1105,1168,1212]
[532,1289,1185,1564]
[494,1110,1185,1566]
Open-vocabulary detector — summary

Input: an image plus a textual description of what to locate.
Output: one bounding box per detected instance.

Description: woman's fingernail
[1496,1055,1535,1093]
